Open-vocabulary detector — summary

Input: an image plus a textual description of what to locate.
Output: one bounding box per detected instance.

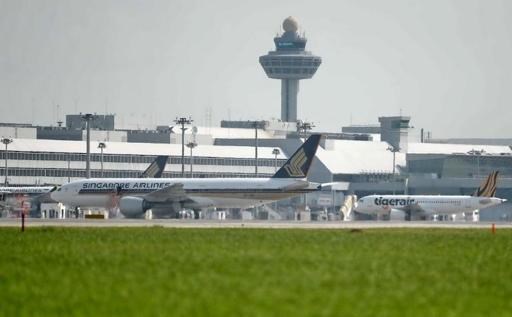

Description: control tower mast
[259,17,322,123]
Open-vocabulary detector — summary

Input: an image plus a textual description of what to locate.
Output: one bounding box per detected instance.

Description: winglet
[473,171,499,197]
[139,156,168,178]
[272,134,322,179]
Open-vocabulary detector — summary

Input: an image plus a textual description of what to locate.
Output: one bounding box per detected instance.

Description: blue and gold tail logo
[272,134,322,179]
[284,148,307,177]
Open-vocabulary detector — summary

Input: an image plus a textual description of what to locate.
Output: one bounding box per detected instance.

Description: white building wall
[82,130,127,142]
[0,127,37,139]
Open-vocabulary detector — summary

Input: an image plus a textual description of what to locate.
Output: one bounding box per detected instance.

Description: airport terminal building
[1,114,511,221]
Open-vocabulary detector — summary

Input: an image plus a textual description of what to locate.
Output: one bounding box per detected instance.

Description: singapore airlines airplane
[0,155,169,212]
[0,186,57,211]
[355,171,506,219]
[51,134,323,218]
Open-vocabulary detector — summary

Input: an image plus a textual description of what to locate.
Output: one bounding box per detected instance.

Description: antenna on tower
[56,104,63,127]
[52,99,56,125]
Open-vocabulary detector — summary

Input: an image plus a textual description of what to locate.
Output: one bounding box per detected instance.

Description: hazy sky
[1,0,511,138]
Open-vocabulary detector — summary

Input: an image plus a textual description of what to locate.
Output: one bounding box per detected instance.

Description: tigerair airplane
[355,171,506,219]
[51,135,323,218]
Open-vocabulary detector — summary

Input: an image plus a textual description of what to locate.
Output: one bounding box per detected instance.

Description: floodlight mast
[81,113,97,178]
[174,117,193,177]
[387,145,401,194]
[98,142,107,177]
[1,138,13,186]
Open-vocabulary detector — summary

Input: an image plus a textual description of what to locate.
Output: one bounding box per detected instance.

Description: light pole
[272,148,280,172]
[174,117,193,177]
[1,138,13,186]
[98,142,106,177]
[387,145,401,194]
[81,113,96,178]
[186,141,197,177]
[67,153,71,183]
[254,122,259,176]
[296,120,315,140]
[272,148,281,211]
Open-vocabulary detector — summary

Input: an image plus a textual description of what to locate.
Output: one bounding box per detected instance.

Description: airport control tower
[259,17,322,123]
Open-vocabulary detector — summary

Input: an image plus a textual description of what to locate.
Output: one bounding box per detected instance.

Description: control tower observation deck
[259,17,322,123]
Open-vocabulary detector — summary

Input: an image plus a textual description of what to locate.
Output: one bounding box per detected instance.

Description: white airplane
[51,134,323,218]
[0,186,56,195]
[0,155,169,214]
[0,185,57,216]
[355,171,506,220]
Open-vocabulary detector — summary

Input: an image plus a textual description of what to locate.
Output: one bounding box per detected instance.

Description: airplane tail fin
[139,156,168,178]
[272,134,322,179]
[473,171,499,197]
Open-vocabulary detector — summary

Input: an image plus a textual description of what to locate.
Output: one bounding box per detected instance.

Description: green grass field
[1,227,512,317]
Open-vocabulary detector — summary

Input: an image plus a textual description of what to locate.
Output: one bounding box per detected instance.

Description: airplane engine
[119,197,150,218]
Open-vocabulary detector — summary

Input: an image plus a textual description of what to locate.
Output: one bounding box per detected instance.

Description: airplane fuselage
[51,178,317,210]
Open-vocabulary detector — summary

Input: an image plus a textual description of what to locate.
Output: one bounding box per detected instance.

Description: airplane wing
[143,183,188,203]
[397,203,434,217]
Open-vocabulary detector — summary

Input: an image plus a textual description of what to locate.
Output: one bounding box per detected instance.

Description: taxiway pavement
[0,218,510,229]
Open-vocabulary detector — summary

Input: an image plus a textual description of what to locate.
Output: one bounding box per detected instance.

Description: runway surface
[1,218,511,229]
